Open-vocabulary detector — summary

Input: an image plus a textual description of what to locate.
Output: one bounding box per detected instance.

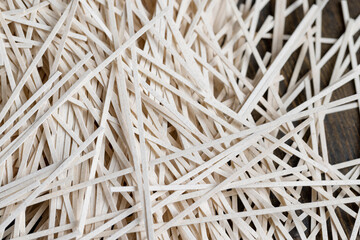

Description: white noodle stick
[1,0,359,238]
[0,3,71,123]
[107,220,139,240]
[334,158,360,170]
[0,71,61,136]
[151,92,360,170]
[228,0,266,73]
[3,15,87,41]
[30,168,132,205]
[0,181,40,208]
[0,127,103,232]
[0,69,92,166]
[0,52,92,147]
[0,163,57,193]
[77,63,115,234]
[111,165,307,192]
[3,1,49,19]
[127,1,154,239]
[79,0,112,40]
[171,196,360,226]
[76,6,169,239]
[154,118,313,236]
[237,2,327,120]
[11,224,75,240]
[111,179,360,192]
[50,0,79,75]
[0,34,43,46]
[0,25,18,93]
[285,66,360,117]
[0,153,96,207]
[318,15,360,68]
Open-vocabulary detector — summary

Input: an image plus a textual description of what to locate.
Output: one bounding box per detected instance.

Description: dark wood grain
[239,0,360,238]
[293,1,360,238]
[319,1,360,238]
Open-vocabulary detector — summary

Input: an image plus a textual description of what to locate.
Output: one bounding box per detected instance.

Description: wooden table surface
[239,0,360,238]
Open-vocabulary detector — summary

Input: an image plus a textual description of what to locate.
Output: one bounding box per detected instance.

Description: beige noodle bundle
[0,0,360,239]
